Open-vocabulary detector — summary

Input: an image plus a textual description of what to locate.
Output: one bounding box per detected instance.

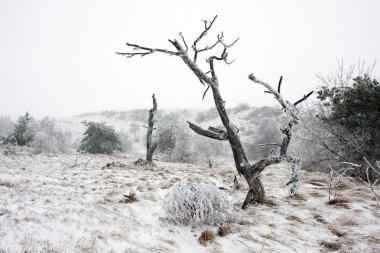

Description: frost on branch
[163,181,234,224]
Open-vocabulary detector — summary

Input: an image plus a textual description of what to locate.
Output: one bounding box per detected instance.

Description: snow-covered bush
[29,117,67,154]
[163,181,233,224]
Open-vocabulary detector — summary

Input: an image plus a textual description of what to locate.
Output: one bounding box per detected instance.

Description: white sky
[0,0,379,119]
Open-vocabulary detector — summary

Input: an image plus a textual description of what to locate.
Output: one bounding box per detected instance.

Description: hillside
[57,105,288,162]
[0,146,379,252]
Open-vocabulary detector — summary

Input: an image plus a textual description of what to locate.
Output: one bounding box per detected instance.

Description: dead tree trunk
[146,94,157,162]
[117,16,312,209]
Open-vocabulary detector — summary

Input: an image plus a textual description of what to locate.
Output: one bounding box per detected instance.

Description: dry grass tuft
[0,208,9,216]
[314,214,328,224]
[339,218,360,227]
[132,158,155,167]
[239,233,261,243]
[328,226,347,237]
[327,198,350,208]
[120,192,137,203]
[217,225,231,237]
[262,197,278,207]
[286,215,304,223]
[198,228,215,245]
[287,193,307,201]
[238,219,254,226]
[308,191,324,197]
[305,177,328,186]
[0,180,14,188]
[308,181,326,187]
[319,240,340,251]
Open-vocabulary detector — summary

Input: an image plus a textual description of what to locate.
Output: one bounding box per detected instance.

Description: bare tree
[146,94,157,162]
[117,16,311,208]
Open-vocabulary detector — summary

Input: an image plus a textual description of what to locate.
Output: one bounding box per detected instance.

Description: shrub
[79,121,122,155]
[29,117,67,154]
[8,112,34,146]
[316,74,380,169]
[163,181,232,224]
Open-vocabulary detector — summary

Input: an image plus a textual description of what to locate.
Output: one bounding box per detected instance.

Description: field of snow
[0,146,379,252]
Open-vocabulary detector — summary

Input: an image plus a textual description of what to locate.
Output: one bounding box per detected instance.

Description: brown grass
[314,214,328,224]
[218,225,231,237]
[305,178,328,186]
[308,181,326,187]
[239,233,261,244]
[262,197,278,207]
[287,193,307,201]
[319,240,340,251]
[286,215,304,223]
[198,228,215,245]
[119,192,137,203]
[308,191,324,197]
[328,226,347,237]
[238,219,254,226]
[327,198,350,208]
[0,180,14,188]
[336,182,352,191]
[339,218,360,227]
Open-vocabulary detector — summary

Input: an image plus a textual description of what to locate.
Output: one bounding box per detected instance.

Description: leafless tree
[146,94,157,162]
[117,16,312,208]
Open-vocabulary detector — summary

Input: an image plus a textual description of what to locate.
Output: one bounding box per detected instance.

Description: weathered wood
[187,121,228,140]
[146,94,157,162]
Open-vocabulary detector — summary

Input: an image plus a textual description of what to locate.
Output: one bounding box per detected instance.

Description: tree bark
[146,94,157,162]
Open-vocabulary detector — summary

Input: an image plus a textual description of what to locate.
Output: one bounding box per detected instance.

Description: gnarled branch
[187,121,228,140]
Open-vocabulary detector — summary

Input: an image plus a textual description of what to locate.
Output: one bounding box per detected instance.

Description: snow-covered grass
[0,146,379,252]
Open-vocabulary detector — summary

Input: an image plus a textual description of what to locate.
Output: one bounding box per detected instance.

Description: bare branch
[197,38,221,54]
[202,85,211,100]
[179,32,188,52]
[116,42,179,58]
[364,157,380,176]
[258,143,281,147]
[248,74,294,114]
[208,126,227,134]
[293,91,314,106]
[187,121,228,140]
[192,15,218,62]
[277,76,283,93]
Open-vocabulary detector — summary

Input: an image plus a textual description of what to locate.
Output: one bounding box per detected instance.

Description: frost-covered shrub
[163,181,233,224]
[29,117,67,154]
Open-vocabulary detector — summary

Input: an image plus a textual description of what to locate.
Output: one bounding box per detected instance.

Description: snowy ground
[0,147,379,252]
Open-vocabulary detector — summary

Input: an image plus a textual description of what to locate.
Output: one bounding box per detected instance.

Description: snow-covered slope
[0,146,379,252]
[57,105,286,157]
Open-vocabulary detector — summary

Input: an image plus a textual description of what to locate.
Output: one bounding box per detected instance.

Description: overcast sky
[1,0,379,120]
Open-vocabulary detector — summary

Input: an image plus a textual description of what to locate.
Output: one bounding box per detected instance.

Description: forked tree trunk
[209,85,267,205]
[146,94,157,162]
[117,16,310,208]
